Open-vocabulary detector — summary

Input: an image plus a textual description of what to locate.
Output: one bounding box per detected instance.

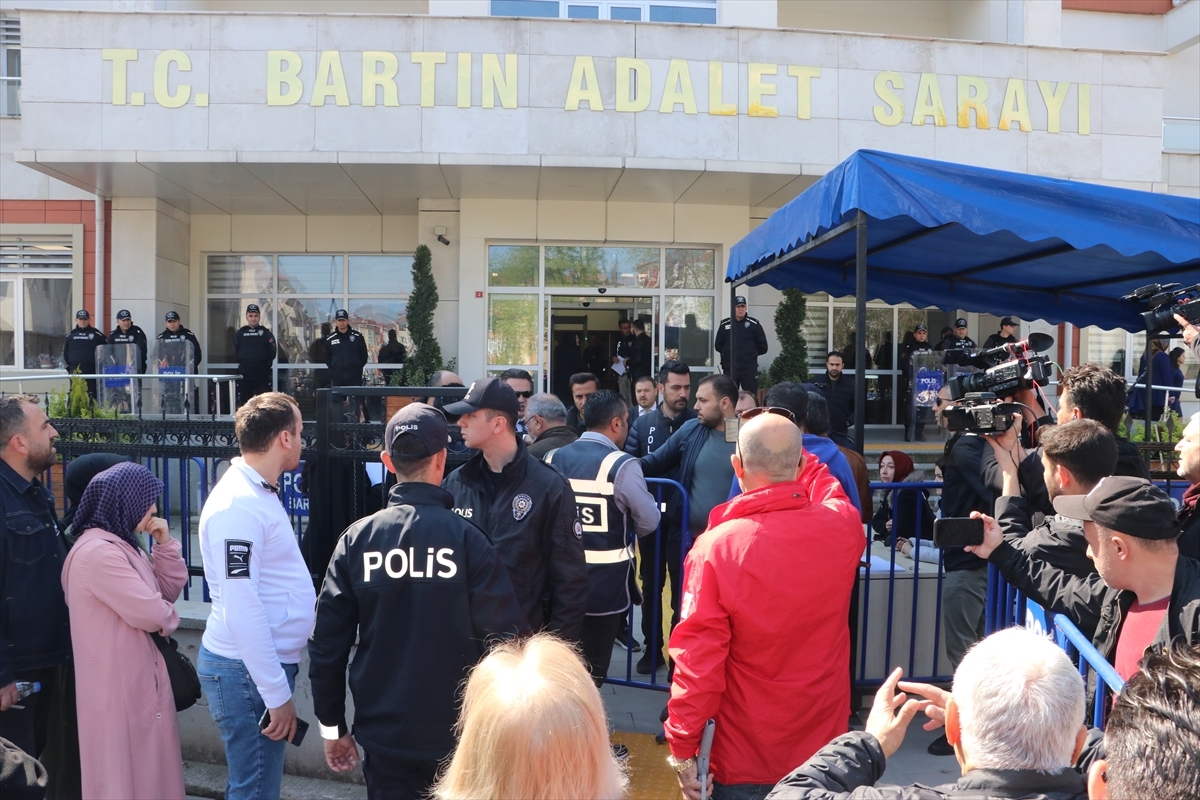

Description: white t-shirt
[199,458,316,708]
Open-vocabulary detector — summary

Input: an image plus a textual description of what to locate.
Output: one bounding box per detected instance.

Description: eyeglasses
[512,390,532,399]
[737,406,796,423]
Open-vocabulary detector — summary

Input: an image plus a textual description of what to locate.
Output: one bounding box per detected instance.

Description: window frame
[1,15,20,118]
[491,0,717,24]
[0,225,85,373]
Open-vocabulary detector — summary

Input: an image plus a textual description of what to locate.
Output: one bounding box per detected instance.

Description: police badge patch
[512,493,533,521]
[573,519,583,539]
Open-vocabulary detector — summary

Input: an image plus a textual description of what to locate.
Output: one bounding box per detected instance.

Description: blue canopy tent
[726,150,1200,450]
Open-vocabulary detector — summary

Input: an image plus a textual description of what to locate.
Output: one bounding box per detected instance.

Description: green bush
[767,289,810,386]
[401,244,444,387]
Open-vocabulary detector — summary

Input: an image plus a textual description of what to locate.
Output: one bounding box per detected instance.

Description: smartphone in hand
[258,708,310,747]
[933,517,985,548]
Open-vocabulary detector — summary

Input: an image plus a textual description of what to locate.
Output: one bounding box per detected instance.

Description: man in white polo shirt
[198,392,316,800]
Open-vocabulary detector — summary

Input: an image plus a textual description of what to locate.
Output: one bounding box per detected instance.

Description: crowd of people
[1,311,1197,800]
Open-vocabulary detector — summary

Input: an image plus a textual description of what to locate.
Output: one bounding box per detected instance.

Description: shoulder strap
[543,448,559,464]
[598,450,632,483]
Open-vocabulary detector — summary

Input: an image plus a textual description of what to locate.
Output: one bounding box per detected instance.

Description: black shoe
[637,652,656,675]
[614,634,643,653]
[611,743,629,761]
[927,734,954,756]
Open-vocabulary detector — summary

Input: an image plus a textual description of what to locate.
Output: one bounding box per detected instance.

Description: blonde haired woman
[435,634,627,800]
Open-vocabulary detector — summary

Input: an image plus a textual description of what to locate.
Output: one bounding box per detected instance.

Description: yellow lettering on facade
[482,53,517,109]
[1078,83,1091,135]
[411,52,447,108]
[911,72,946,126]
[787,65,820,120]
[362,51,399,107]
[457,53,472,108]
[873,71,904,126]
[310,51,350,107]
[565,56,604,111]
[748,63,777,118]
[616,58,651,113]
[659,59,697,114]
[153,50,191,108]
[998,78,1031,132]
[708,61,735,116]
[266,51,303,106]
[1037,80,1069,134]
[956,75,989,129]
[102,48,138,105]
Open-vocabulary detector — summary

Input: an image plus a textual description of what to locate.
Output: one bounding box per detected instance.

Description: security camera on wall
[598,287,607,294]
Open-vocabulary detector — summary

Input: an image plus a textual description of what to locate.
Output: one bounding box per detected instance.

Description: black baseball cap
[734,295,748,306]
[1053,477,1180,540]
[914,323,928,332]
[165,311,180,322]
[246,303,260,313]
[443,377,520,417]
[1000,316,1017,327]
[955,318,968,328]
[334,309,349,320]
[385,402,448,461]
[75,309,90,319]
[116,309,131,320]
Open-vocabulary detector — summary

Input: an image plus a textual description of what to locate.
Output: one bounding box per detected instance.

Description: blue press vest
[545,439,634,615]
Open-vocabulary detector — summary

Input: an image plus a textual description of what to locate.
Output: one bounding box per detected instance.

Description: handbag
[152,631,202,712]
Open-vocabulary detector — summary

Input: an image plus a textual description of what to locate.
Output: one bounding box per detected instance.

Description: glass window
[1,17,19,118]
[488,294,539,366]
[279,255,343,295]
[277,298,339,365]
[208,298,269,364]
[663,296,712,367]
[665,248,714,290]
[491,0,560,16]
[208,255,273,294]
[546,246,659,288]
[1084,327,1131,378]
[349,255,413,295]
[488,245,539,287]
[279,367,321,420]
[346,299,408,364]
[649,5,716,23]
[832,307,892,371]
[610,6,642,20]
[23,277,71,370]
[804,301,829,373]
[567,4,600,17]
[0,280,13,366]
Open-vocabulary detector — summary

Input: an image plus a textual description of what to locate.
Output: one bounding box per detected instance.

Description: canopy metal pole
[854,210,867,454]
[1143,335,1153,457]
[729,280,739,389]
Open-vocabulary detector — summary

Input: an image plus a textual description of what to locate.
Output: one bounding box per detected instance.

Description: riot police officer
[108,309,148,375]
[714,295,769,392]
[899,323,934,441]
[324,309,368,388]
[63,309,107,399]
[156,311,202,413]
[233,303,276,406]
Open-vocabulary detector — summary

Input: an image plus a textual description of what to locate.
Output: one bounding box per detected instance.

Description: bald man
[665,414,866,800]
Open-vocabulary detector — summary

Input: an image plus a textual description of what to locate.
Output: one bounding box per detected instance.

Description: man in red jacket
[665,413,866,800]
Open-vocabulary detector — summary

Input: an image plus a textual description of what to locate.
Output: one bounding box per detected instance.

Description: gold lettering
[482,53,517,109]
[1037,80,1069,134]
[565,56,603,111]
[310,51,350,107]
[457,53,471,108]
[708,61,735,116]
[748,63,777,118]
[998,78,1031,132]
[153,50,191,109]
[616,58,650,113]
[102,48,138,105]
[362,51,399,107]
[911,73,946,126]
[873,71,904,126]
[659,59,697,114]
[1078,83,1091,135]
[266,51,303,106]
[411,52,447,108]
[956,75,989,129]
[787,65,820,120]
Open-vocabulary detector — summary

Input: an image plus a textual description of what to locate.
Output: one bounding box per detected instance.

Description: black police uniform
[156,325,202,414]
[442,440,589,642]
[898,338,933,439]
[108,324,148,375]
[814,372,856,436]
[324,327,369,387]
[981,332,1017,350]
[233,324,276,405]
[715,313,769,391]
[309,482,529,800]
[63,325,107,399]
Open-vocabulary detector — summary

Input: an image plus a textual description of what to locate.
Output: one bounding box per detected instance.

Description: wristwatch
[667,754,697,773]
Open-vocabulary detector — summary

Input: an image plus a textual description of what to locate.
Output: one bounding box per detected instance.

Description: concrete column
[719,0,777,28]
[417,199,461,371]
[1023,0,1062,47]
[110,197,192,358]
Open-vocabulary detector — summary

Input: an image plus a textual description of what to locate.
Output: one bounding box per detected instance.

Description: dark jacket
[156,326,202,368]
[0,461,72,686]
[766,731,1087,800]
[527,424,579,461]
[308,482,529,760]
[715,314,768,374]
[871,486,934,544]
[628,332,653,381]
[325,328,369,385]
[1114,438,1151,480]
[233,325,276,370]
[1180,483,1200,563]
[442,441,588,641]
[565,406,586,436]
[941,434,993,572]
[981,332,1017,350]
[639,417,714,533]
[625,404,695,458]
[62,326,106,372]
[996,495,1094,582]
[108,325,148,374]
[814,373,855,435]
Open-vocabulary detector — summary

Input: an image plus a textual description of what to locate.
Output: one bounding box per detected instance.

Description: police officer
[936,317,977,358]
[109,309,148,375]
[156,311,202,414]
[63,309,107,399]
[544,391,659,686]
[234,304,276,406]
[309,403,529,800]
[899,323,934,441]
[714,295,769,392]
[442,378,589,642]
[324,309,369,387]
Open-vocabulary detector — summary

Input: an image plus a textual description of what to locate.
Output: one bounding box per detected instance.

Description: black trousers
[362,750,441,800]
[580,613,623,687]
[0,664,81,799]
[237,367,272,406]
[639,533,682,665]
[733,371,759,393]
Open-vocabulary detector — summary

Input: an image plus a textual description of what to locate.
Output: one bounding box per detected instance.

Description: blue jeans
[198,646,299,800]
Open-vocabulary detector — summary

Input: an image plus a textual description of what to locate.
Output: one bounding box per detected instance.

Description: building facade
[2,0,1197,423]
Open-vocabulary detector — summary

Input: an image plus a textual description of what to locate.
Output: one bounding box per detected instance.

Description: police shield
[151,339,195,415]
[907,351,946,441]
[96,343,140,413]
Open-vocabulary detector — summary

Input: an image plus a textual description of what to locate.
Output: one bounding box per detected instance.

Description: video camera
[941,392,1022,434]
[947,332,1054,401]
[1120,283,1200,334]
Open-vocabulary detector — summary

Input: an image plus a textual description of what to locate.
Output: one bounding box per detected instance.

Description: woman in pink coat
[61,462,189,800]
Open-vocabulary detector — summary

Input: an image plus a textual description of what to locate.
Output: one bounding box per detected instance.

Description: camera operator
[1178,312,1200,398]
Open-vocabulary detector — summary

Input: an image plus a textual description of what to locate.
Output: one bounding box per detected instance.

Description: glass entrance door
[545,294,656,406]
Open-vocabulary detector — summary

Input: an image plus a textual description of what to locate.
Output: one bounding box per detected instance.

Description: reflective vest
[545,440,634,615]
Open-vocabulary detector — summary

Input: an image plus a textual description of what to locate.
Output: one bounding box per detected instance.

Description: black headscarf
[70,462,163,549]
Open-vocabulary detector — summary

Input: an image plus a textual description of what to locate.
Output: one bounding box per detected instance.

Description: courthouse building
[1,0,1197,424]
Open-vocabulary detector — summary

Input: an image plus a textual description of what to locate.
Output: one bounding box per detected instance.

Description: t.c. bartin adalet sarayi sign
[100,48,1092,135]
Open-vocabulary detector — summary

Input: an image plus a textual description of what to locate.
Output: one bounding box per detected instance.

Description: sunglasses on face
[737,406,796,423]
[512,390,532,399]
